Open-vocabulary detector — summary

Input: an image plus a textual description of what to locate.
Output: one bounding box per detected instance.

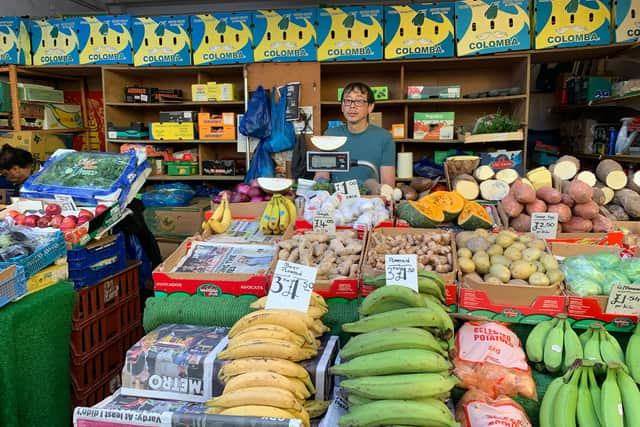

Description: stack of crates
[70,260,143,408]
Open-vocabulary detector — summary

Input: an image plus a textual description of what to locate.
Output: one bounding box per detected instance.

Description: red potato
[572,201,600,220]
[562,216,593,233]
[510,213,532,232]
[560,193,575,208]
[547,203,572,223]
[500,194,524,218]
[567,180,593,204]
[592,214,615,232]
[536,187,562,204]
[512,179,537,204]
[526,199,547,215]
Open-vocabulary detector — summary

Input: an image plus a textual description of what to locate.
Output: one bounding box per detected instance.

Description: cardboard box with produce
[252,8,317,62]
[0,16,32,65]
[534,0,611,49]
[614,0,640,43]
[190,13,253,65]
[132,15,191,67]
[30,18,80,65]
[317,6,384,61]
[413,112,454,140]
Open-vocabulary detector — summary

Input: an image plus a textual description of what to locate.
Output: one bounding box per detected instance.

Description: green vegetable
[473,111,520,134]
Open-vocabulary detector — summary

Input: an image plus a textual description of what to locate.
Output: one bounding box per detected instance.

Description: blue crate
[0,265,26,309]
[68,233,127,290]
[0,230,66,280]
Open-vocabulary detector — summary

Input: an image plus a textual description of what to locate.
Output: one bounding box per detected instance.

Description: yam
[606,203,630,221]
[592,214,615,233]
[474,165,495,182]
[598,206,618,221]
[410,177,434,193]
[500,194,524,218]
[495,168,519,185]
[527,166,553,190]
[446,156,480,181]
[614,188,640,218]
[561,193,575,208]
[627,170,640,193]
[567,180,593,204]
[479,179,510,201]
[510,213,532,233]
[452,174,480,200]
[573,201,600,220]
[576,170,597,187]
[595,182,615,205]
[536,187,562,204]
[547,203,572,223]
[526,199,547,215]
[552,155,580,180]
[398,183,418,201]
[512,179,537,204]
[596,159,627,190]
[562,216,593,233]
[591,187,606,206]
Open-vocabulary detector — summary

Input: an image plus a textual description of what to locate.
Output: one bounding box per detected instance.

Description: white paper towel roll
[397,152,413,178]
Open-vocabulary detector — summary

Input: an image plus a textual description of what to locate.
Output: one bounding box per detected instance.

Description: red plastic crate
[74,261,140,323]
[71,368,122,409]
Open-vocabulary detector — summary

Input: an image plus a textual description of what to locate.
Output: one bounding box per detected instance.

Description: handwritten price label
[334,179,360,199]
[266,260,317,313]
[530,213,558,239]
[313,212,336,234]
[54,194,78,213]
[606,284,640,316]
[385,254,418,292]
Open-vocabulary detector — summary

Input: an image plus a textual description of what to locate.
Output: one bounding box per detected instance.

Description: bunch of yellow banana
[202,192,232,234]
[259,194,296,235]
[525,314,584,373]
[332,284,459,427]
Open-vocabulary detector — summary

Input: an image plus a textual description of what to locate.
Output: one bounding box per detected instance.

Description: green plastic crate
[166,161,198,176]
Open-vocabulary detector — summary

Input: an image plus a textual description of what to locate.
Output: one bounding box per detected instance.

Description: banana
[347,394,451,407]
[340,327,448,360]
[259,201,273,234]
[625,324,640,383]
[418,270,445,289]
[420,293,454,339]
[208,386,303,412]
[588,366,604,425]
[303,399,330,419]
[599,328,626,370]
[422,293,451,311]
[310,319,329,337]
[204,406,224,414]
[417,276,445,302]
[539,376,564,427]
[230,324,307,347]
[584,325,604,367]
[217,338,316,361]
[276,195,290,233]
[330,349,451,378]
[342,307,445,334]
[601,367,624,427]
[337,399,458,427]
[218,405,307,427]
[543,316,565,373]
[563,318,584,372]
[359,285,426,317]
[580,327,593,348]
[577,367,601,427]
[217,357,314,392]
[526,318,556,363]
[268,196,281,233]
[282,196,298,228]
[210,196,232,234]
[211,198,226,222]
[229,309,315,343]
[251,292,327,310]
[553,366,580,427]
[223,371,310,400]
[616,366,640,427]
[339,373,459,400]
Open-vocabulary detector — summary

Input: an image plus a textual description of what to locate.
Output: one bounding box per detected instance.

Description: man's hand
[380,166,396,187]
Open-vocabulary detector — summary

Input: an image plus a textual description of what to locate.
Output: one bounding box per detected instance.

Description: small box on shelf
[165,161,198,176]
[413,112,455,140]
[198,112,236,140]
[149,122,196,140]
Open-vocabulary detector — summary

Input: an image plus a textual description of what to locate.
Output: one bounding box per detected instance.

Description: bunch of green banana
[525,315,583,373]
[579,323,627,374]
[259,194,297,235]
[363,270,446,304]
[625,322,640,384]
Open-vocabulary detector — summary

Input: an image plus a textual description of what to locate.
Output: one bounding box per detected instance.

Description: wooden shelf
[108,139,237,144]
[32,128,88,134]
[395,136,523,144]
[147,174,245,181]
[106,101,245,107]
[530,42,639,64]
[573,152,640,164]
[552,93,640,113]
[322,94,526,106]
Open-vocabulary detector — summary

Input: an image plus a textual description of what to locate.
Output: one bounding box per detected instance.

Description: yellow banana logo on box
[614,0,640,42]
[31,19,80,65]
[317,7,383,61]
[252,9,317,62]
[191,14,253,65]
[133,16,191,66]
[0,24,18,62]
[78,16,132,64]
[535,0,611,48]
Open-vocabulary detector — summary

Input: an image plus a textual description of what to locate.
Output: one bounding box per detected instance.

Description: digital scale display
[306,151,350,172]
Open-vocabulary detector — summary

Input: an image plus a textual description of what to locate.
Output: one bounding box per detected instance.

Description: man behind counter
[314,82,396,187]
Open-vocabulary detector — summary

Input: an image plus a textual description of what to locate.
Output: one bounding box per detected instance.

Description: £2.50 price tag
[313,211,336,234]
[266,260,317,313]
[605,284,640,316]
[530,212,558,239]
[385,254,418,292]
[334,179,360,199]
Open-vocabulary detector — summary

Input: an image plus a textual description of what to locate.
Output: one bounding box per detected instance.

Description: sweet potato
[500,194,524,218]
[567,180,593,204]
[614,189,640,218]
[547,203,572,223]
[512,179,536,204]
[536,187,562,204]
[606,203,630,221]
[592,214,615,233]
[561,216,593,233]
[573,200,600,220]
[510,213,532,232]
[525,199,547,215]
[561,193,575,208]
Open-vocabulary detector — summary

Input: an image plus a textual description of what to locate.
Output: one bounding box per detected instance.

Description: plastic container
[0,265,26,308]
[166,161,199,176]
[68,233,127,289]
[0,230,66,280]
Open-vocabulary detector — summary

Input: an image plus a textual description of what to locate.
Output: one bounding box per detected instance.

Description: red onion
[235,183,251,195]
[247,187,263,198]
[250,196,265,202]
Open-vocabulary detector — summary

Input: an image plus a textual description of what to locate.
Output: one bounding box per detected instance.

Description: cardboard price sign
[385,254,418,292]
[606,284,640,316]
[313,212,336,234]
[266,260,317,313]
[54,194,78,213]
[334,179,360,199]
[530,212,558,239]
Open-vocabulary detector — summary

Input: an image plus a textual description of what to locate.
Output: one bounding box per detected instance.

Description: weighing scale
[306,136,379,182]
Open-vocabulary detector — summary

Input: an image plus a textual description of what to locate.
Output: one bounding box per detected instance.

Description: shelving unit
[147,174,245,181]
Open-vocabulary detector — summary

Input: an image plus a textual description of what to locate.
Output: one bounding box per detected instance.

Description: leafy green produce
[311,180,369,195]
[473,111,520,134]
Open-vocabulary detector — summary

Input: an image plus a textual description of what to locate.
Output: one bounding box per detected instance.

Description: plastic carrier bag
[455,390,532,427]
[413,156,444,179]
[141,183,195,208]
[244,140,275,183]
[239,85,271,139]
[264,85,296,153]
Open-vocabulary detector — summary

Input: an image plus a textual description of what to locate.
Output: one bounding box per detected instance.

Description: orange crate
[73,262,140,323]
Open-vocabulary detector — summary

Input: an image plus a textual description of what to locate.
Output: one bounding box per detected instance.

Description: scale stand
[306,151,379,182]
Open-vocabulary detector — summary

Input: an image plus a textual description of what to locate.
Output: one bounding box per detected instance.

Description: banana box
[77,15,132,64]
[191,13,253,65]
[455,0,531,56]
[0,16,31,64]
[43,103,83,130]
[149,122,196,140]
[384,4,455,60]
[317,6,384,61]
[534,0,611,49]
[144,198,210,239]
[30,18,80,65]
[614,0,640,42]
[252,8,318,62]
[132,16,191,67]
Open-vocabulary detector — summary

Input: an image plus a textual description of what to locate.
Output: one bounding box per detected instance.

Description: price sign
[266,260,317,313]
[334,179,360,199]
[605,284,640,316]
[385,254,418,292]
[530,213,558,239]
[313,212,336,234]
[54,194,78,213]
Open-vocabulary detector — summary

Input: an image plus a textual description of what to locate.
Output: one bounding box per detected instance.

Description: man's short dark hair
[0,144,34,170]
[341,82,375,104]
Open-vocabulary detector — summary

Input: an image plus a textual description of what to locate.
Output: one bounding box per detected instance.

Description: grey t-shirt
[324,124,395,183]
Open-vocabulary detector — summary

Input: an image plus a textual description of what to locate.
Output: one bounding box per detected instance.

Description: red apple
[37,215,52,228]
[77,215,92,226]
[13,213,26,225]
[60,215,77,231]
[24,214,40,227]
[94,204,108,216]
[49,214,64,228]
[45,203,62,216]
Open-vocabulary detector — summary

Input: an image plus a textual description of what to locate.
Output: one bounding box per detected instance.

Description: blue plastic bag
[244,140,275,183]
[240,86,271,139]
[141,183,195,207]
[264,85,296,153]
[413,156,444,179]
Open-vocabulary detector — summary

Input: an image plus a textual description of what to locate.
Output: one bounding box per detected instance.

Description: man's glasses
[341,98,368,107]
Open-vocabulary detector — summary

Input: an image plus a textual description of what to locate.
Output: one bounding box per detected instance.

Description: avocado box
[132,16,191,66]
[191,13,253,65]
[317,6,384,61]
[31,18,80,65]
[384,4,455,60]
[534,0,611,49]
[614,0,640,42]
[144,198,210,239]
[252,8,317,62]
[77,15,132,65]
[0,17,31,65]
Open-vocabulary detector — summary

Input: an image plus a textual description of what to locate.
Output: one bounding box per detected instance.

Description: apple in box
[37,215,52,228]
[45,203,62,216]
[24,215,40,227]
[60,215,77,231]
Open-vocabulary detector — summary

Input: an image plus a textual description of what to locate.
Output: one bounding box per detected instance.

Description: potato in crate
[68,233,127,289]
